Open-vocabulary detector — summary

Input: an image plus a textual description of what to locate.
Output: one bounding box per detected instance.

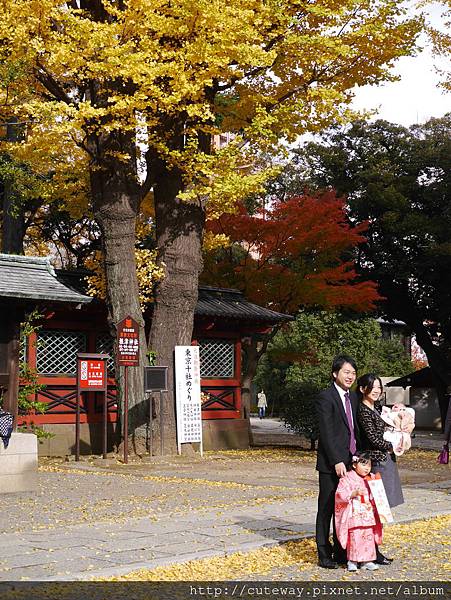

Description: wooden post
[6,315,21,428]
[123,366,129,464]
[116,316,140,462]
[103,383,108,460]
[75,384,81,462]
[159,390,164,456]
[149,393,153,457]
[0,308,23,427]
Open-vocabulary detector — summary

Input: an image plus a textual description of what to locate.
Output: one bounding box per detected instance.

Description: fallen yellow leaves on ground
[104,538,318,582]
[209,448,317,462]
[103,515,451,581]
[39,463,302,492]
[39,446,439,468]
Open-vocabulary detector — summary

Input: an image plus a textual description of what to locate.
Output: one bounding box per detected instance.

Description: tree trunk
[148,164,205,454]
[1,120,26,254]
[241,337,260,447]
[96,207,148,452]
[406,317,451,427]
[382,282,451,429]
[89,130,147,453]
[241,330,280,446]
[1,186,25,254]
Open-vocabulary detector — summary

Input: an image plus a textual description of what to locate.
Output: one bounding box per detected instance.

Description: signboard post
[76,353,109,461]
[117,316,140,464]
[174,346,203,456]
[144,366,168,456]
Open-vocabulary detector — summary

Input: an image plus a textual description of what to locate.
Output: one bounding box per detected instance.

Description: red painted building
[14,265,290,454]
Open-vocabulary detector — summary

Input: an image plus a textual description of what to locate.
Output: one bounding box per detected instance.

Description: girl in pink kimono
[335,452,383,572]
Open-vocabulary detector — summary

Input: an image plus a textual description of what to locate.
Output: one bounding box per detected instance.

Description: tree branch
[35,62,74,105]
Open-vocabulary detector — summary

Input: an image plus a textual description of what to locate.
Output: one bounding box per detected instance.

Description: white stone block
[0,432,38,455]
[0,432,38,494]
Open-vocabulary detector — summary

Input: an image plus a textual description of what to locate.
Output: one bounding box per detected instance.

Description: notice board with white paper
[175,345,203,455]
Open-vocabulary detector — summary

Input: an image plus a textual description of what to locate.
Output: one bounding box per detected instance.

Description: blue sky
[351,2,450,126]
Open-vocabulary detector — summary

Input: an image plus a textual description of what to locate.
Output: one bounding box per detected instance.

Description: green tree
[281,381,319,450]
[17,310,52,441]
[270,311,412,385]
[294,115,451,422]
[258,310,412,445]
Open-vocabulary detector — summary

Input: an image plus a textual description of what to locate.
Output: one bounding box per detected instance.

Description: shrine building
[0,254,291,454]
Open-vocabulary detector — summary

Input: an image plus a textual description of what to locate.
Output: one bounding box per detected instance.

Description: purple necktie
[344,391,357,455]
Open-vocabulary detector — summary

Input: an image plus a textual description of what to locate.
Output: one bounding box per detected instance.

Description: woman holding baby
[357,374,405,511]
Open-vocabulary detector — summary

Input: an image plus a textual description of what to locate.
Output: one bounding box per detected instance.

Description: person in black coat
[315,355,359,569]
[443,392,451,447]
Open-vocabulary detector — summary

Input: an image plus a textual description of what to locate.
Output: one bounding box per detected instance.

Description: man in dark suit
[315,354,359,569]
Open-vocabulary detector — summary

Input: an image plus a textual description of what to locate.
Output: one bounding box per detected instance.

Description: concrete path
[1,487,450,582]
[250,417,445,450]
[0,449,449,581]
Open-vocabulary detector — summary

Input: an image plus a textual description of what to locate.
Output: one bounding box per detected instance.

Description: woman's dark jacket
[357,402,392,463]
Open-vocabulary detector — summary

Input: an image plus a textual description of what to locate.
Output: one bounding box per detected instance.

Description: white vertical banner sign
[175,345,203,456]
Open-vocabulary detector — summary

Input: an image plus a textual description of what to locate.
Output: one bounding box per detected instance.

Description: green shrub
[17,310,53,442]
[281,381,320,450]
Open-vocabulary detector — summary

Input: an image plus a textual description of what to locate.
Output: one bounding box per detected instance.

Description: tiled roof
[0,254,92,304]
[386,367,433,389]
[376,317,407,327]
[54,273,292,324]
[1,260,290,322]
[196,286,293,324]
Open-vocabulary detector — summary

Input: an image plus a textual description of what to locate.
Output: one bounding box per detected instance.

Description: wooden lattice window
[199,339,235,379]
[37,330,87,375]
[19,335,27,363]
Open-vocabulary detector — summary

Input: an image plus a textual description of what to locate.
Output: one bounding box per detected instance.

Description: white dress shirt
[334,382,354,427]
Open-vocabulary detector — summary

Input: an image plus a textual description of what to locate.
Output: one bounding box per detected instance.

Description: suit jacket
[315,385,359,473]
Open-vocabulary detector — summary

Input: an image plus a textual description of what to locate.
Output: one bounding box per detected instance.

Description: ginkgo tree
[0,0,422,451]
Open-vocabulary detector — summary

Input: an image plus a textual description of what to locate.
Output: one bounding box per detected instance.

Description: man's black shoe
[375,555,393,565]
[334,553,347,566]
[318,558,338,569]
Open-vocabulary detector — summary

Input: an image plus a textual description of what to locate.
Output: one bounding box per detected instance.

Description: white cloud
[351,2,450,126]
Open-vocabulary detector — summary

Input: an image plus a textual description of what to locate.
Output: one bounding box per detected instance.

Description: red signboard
[77,356,107,391]
[76,353,109,460]
[117,316,140,366]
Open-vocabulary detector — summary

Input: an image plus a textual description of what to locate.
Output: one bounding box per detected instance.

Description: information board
[144,366,168,392]
[117,316,140,366]
[175,346,202,451]
[77,356,107,391]
[75,353,109,460]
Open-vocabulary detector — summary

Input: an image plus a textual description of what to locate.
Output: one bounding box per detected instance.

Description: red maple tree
[202,191,380,314]
[201,191,381,425]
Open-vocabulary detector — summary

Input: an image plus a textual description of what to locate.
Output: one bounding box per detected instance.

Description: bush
[281,381,319,450]
[16,310,53,442]
[256,310,414,420]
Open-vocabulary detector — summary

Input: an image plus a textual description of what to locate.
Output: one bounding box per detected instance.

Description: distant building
[387,368,441,430]
[212,132,235,150]
[376,318,412,356]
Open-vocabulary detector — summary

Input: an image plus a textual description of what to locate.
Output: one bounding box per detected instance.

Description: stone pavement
[251,417,445,450]
[0,447,449,581]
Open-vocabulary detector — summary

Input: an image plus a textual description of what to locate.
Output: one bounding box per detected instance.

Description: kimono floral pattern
[335,469,383,562]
